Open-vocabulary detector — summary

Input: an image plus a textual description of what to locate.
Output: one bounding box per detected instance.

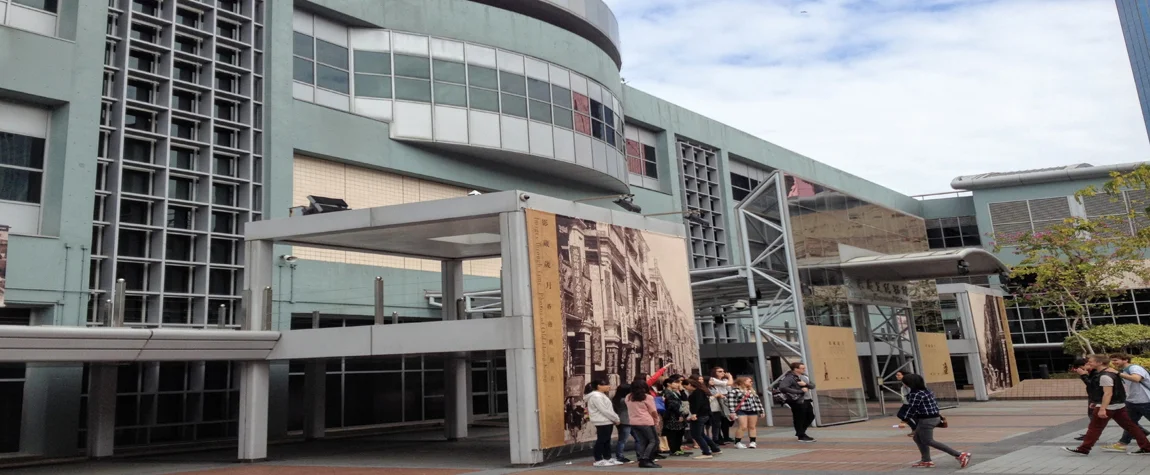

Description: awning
[837,248,1008,281]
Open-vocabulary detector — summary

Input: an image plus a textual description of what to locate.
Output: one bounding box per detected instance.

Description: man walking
[1102,353,1150,452]
[778,361,816,442]
[1063,354,1150,455]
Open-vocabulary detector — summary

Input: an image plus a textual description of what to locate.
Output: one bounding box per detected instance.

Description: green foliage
[997,166,1150,354]
[1134,356,1150,369]
[1061,324,1150,355]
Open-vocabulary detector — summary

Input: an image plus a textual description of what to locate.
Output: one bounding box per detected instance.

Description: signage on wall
[804,325,864,391]
[917,332,955,384]
[0,225,7,308]
[845,276,910,307]
[525,210,566,449]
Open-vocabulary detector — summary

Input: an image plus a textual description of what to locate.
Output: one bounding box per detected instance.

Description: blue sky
[602,0,1149,195]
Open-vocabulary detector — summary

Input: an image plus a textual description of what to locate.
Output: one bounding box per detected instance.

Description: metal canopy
[838,248,1008,281]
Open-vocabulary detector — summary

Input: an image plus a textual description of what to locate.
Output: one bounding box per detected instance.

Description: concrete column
[86,365,117,458]
[20,364,83,457]
[443,259,468,441]
[500,211,543,465]
[238,239,273,461]
[303,361,325,439]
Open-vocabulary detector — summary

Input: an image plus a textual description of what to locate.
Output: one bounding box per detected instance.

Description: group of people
[1064,353,1150,456]
[580,362,821,468]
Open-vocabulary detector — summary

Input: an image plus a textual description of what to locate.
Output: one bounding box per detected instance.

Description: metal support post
[391,311,399,325]
[86,364,117,458]
[263,286,273,331]
[303,310,325,439]
[112,279,126,327]
[238,239,273,461]
[218,304,228,329]
[749,306,774,426]
[374,277,385,324]
[442,259,468,440]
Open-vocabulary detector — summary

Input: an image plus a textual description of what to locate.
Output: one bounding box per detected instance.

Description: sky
[602,0,1150,196]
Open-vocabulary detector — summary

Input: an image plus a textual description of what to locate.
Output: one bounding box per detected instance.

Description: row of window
[0,132,46,204]
[925,216,982,250]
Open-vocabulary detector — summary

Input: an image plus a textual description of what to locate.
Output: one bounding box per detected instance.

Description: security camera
[468,190,482,196]
[280,255,298,263]
[733,300,748,310]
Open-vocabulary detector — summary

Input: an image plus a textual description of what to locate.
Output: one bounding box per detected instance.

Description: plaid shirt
[726,388,766,415]
[897,389,940,422]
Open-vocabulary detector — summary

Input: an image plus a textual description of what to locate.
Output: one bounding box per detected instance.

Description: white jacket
[585,390,620,426]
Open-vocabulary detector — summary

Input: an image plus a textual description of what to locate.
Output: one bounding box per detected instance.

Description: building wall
[1117,0,1150,143]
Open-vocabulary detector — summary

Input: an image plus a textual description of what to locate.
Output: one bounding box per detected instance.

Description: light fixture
[957,259,970,276]
[280,255,298,262]
[644,209,708,226]
[613,196,642,213]
[468,190,482,196]
[303,195,350,215]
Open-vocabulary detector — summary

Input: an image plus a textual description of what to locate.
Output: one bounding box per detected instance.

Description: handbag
[771,390,788,406]
[937,415,949,428]
[654,395,666,413]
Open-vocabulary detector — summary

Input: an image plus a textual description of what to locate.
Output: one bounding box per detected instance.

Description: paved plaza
[8,400,1150,474]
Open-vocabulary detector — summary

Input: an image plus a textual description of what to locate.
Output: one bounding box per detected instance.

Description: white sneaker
[735,442,747,449]
[749,441,757,449]
[606,459,623,466]
[593,460,609,467]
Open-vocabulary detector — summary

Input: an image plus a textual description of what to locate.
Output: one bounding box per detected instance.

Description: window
[217,0,239,14]
[122,137,154,163]
[293,32,314,84]
[176,8,201,28]
[166,234,194,261]
[121,168,153,195]
[167,207,194,230]
[211,211,235,234]
[171,119,198,140]
[209,269,234,295]
[130,0,159,17]
[172,89,199,113]
[104,41,117,67]
[625,133,658,180]
[552,85,573,129]
[124,108,155,132]
[730,173,758,202]
[212,183,235,206]
[214,128,237,148]
[210,239,234,264]
[119,199,151,225]
[106,12,119,35]
[102,70,116,97]
[499,71,526,96]
[170,147,196,170]
[353,50,391,98]
[572,91,591,135]
[0,132,46,204]
[213,154,235,176]
[926,216,982,250]
[175,35,200,55]
[217,20,239,40]
[100,102,113,126]
[215,72,238,93]
[126,79,156,103]
[315,40,349,93]
[15,0,59,14]
[390,55,429,101]
[128,50,157,73]
[174,61,200,83]
[130,23,159,44]
[168,176,195,201]
[432,59,466,107]
[118,229,150,258]
[216,47,239,66]
[215,100,238,122]
[117,262,148,291]
[165,266,194,293]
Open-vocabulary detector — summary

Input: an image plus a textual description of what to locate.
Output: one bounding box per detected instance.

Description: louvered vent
[1082,194,1128,217]
[1027,197,1071,221]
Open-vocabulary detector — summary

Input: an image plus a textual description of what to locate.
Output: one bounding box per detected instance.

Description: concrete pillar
[238,239,273,461]
[442,259,468,441]
[20,364,83,457]
[86,365,117,458]
[303,361,325,439]
[500,211,543,465]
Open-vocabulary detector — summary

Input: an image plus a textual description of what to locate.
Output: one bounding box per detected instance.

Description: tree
[1061,324,1150,356]
[996,172,1150,355]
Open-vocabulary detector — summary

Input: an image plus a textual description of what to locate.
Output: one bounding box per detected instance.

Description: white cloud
[604,0,1150,195]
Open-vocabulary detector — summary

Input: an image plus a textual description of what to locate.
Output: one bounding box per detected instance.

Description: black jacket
[1087,370,1127,406]
[778,372,815,403]
[688,388,712,417]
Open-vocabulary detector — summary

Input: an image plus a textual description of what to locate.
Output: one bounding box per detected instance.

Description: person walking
[1103,353,1150,452]
[727,376,766,449]
[611,383,636,464]
[584,379,621,467]
[626,381,662,469]
[710,367,735,443]
[1063,354,1150,456]
[660,375,692,457]
[778,362,817,442]
[686,378,723,459]
[898,373,972,468]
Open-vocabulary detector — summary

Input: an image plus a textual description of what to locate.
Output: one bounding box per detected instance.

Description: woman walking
[687,378,723,459]
[584,379,621,467]
[660,375,693,457]
[626,381,663,468]
[897,373,971,469]
[727,377,766,449]
[612,383,635,464]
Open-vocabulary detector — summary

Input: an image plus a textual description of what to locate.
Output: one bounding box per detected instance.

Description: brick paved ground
[11,399,1148,475]
[989,378,1087,400]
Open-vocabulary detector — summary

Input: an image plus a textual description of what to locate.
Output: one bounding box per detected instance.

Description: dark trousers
[689,417,721,455]
[709,413,725,442]
[593,424,614,461]
[1079,407,1150,453]
[663,428,684,453]
[791,400,815,437]
[1120,402,1150,445]
[722,417,733,440]
[632,425,658,461]
[912,417,961,462]
[615,424,634,459]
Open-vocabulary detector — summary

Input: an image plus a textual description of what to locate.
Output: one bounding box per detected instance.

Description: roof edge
[950,162,1148,191]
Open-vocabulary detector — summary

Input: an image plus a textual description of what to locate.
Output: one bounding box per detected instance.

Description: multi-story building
[1118,0,1150,142]
[0,0,1137,461]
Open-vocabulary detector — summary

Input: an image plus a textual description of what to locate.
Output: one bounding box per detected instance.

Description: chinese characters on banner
[804,325,864,391]
[0,225,8,308]
[917,332,954,384]
[844,276,910,307]
[525,210,566,449]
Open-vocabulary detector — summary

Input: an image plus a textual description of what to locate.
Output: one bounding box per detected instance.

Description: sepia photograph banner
[967,293,1018,392]
[805,325,863,391]
[525,210,700,449]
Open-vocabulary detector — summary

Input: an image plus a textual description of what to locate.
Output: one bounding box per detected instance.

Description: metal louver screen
[1026,197,1071,221]
[1082,193,1128,217]
[988,201,1029,224]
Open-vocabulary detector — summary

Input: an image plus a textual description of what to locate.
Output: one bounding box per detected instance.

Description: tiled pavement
[10,400,1150,475]
[988,379,1087,400]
